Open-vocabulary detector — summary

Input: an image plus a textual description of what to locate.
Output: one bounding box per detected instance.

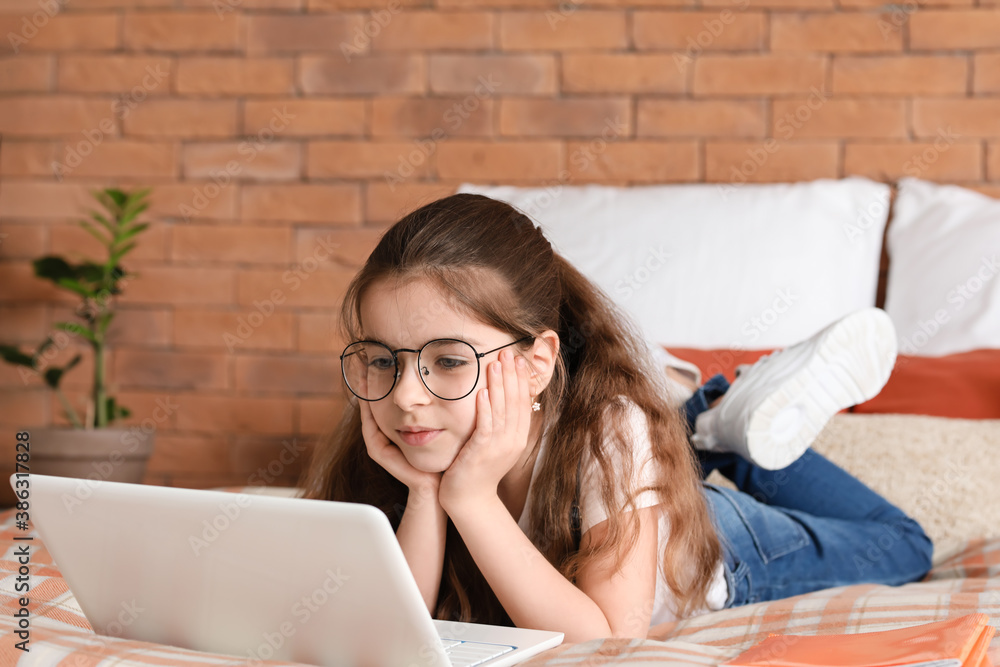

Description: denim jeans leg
[683,374,736,480]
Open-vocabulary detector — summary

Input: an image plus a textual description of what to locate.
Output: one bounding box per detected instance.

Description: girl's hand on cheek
[357,378,441,494]
[439,349,532,514]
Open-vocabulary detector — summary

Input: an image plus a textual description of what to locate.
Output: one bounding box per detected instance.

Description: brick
[564,140,699,183]
[370,11,493,51]
[71,0,175,8]
[228,435,312,478]
[500,11,627,50]
[771,13,903,52]
[437,141,562,181]
[638,100,765,138]
[147,434,230,475]
[0,181,92,218]
[0,141,58,176]
[120,266,236,306]
[364,182,462,224]
[50,140,177,180]
[974,54,1000,94]
[123,100,238,139]
[705,141,839,183]
[987,143,1000,181]
[911,10,1000,49]
[240,184,361,224]
[844,142,982,181]
[562,54,687,93]
[438,0,690,6]
[703,0,829,7]
[175,394,294,434]
[0,223,45,259]
[56,55,172,94]
[48,220,168,262]
[294,228,383,268]
[0,390,48,427]
[771,98,906,139]
[298,311,342,352]
[174,307,294,352]
[693,55,826,95]
[0,95,114,138]
[300,55,424,94]
[104,308,172,346]
[0,262,67,302]
[298,397,344,436]
[308,140,433,179]
[246,14,362,53]
[833,56,968,96]
[0,56,53,92]
[308,0,425,8]
[0,305,48,342]
[172,224,291,264]
[148,182,238,221]
[0,14,119,54]
[429,54,556,95]
[183,142,300,181]
[244,99,366,138]
[237,268,356,308]
[176,58,295,95]
[114,349,228,390]
[235,355,339,394]
[632,10,765,51]
[913,100,1000,138]
[500,98,631,137]
[123,12,241,52]
[372,97,493,137]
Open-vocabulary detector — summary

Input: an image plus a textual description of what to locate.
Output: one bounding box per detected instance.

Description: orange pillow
[854,349,1000,419]
[665,347,1000,420]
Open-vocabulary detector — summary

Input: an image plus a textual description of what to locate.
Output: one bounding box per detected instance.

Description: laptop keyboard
[440,638,516,667]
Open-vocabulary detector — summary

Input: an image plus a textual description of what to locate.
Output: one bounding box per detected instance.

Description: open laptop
[13,473,564,666]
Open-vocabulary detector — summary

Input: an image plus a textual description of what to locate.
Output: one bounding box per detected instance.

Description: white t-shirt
[516,398,728,626]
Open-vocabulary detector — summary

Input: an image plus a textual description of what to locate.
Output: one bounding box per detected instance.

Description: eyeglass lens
[342,340,481,401]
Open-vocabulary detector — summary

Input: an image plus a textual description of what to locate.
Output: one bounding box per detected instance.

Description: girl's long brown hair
[298,193,722,627]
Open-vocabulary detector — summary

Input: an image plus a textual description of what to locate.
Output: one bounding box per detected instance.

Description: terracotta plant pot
[2,427,154,508]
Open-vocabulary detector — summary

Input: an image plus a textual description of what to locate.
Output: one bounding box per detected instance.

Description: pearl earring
[531,398,541,412]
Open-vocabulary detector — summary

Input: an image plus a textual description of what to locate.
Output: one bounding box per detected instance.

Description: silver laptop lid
[17,473,453,666]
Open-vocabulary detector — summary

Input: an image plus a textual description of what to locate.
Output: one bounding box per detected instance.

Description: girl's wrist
[407,479,443,511]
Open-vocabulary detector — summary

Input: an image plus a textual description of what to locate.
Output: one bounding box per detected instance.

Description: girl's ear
[526,330,560,395]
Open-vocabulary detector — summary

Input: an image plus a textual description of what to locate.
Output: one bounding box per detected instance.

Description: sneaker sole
[744,309,897,470]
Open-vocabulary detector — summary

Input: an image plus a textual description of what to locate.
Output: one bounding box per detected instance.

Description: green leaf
[0,345,36,368]
[54,321,97,343]
[105,396,131,425]
[97,311,115,337]
[90,210,113,232]
[33,256,76,283]
[108,242,137,267]
[79,218,110,245]
[42,354,81,390]
[116,222,149,244]
[56,277,96,299]
[104,189,128,208]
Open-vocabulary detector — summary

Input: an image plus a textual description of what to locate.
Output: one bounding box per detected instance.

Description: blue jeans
[684,375,934,608]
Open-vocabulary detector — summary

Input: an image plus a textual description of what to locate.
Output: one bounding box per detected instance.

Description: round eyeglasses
[340,336,534,402]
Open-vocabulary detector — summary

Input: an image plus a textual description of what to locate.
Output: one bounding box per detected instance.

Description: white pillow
[455,179,889,349]
[884,178,1000,356]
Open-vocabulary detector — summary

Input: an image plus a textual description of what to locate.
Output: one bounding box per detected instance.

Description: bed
[1,413,998,665]
[3,177,999,665]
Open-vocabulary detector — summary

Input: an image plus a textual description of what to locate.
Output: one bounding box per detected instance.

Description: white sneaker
[691,308,898,470]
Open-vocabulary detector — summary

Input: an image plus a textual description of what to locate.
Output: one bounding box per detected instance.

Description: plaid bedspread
[1,499,997,667]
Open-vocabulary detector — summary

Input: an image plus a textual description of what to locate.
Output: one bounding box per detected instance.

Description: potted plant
[0,187,155,491]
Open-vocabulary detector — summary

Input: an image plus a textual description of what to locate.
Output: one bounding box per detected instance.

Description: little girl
[298,193,933,643]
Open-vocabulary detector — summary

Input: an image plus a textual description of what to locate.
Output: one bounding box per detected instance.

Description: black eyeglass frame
[340,335,535,402]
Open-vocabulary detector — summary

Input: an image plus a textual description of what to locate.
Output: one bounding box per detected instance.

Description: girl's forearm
[396,482,448,614]
[446,496,615,643]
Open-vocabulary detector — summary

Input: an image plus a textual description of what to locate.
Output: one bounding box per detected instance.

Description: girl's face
[357,278,531,474]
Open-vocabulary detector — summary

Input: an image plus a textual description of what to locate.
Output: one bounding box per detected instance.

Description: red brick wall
[1,0,998,489]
